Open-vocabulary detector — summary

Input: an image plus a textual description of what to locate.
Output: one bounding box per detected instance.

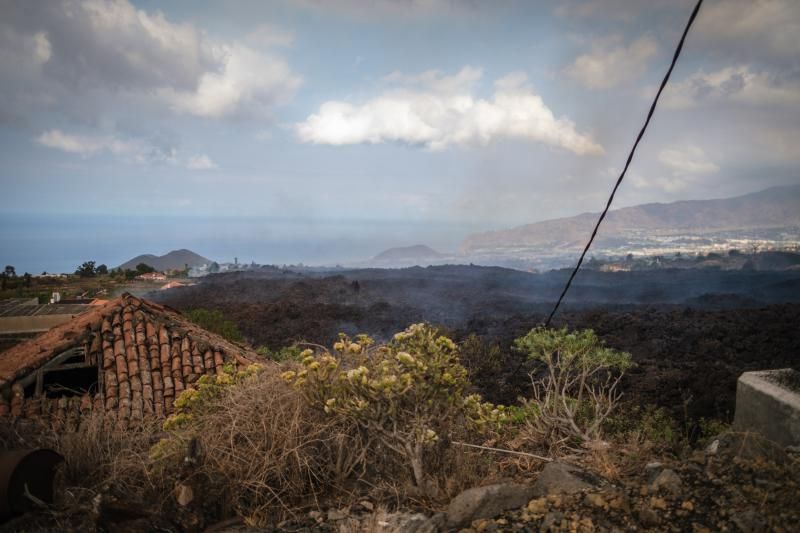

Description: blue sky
[1,0,798,231]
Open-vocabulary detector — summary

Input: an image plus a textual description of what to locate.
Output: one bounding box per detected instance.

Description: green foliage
[75,260,97,278]
[96,264,108,275]
[514,327,633,448]
[697,416,729,443]
[605,405,680,449]
[135,262,155,275]
[282,323,505,489]
[515,327,633,374]
[498,402,541,427]
[256,345,303,363]
[186,308,244,343]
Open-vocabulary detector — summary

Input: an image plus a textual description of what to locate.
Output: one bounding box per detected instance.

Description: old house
[0,294,261,429]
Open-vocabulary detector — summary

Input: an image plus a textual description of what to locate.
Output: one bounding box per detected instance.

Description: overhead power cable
[543,0,704,328]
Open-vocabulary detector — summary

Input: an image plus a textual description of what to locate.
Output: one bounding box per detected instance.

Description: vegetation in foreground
[1,324,796,532]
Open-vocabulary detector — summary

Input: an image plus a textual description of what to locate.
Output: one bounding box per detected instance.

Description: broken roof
[0,293,262,426]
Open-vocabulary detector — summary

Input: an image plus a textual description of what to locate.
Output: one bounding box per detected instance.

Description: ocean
[0,214,486,274]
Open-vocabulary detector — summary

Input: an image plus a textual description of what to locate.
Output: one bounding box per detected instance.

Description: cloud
[382,66,483,93]
[629,172,690,193]
[186,154,217,170]
[3,0,215,91]
[36,128,215,168]
[565,36,658,89]
[0,0,300,120]
[554,0,682,21]
[658,147,719,176]
[659,66,800,109]
[159,44,301,119]
[36,129,143,157]
[296,69,603,155]
[695,0,800,61]
[291,0,475,19]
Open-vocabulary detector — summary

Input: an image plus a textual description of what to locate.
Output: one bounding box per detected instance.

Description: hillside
[118,248,210,271]
[460,185,800,256]
[371,244,444,265]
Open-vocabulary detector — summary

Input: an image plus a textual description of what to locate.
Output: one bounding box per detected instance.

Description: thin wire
[451,440,553,462]
[544,0,704,328]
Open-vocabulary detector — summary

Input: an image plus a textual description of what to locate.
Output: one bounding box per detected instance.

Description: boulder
[650,468,682,496]
[531,462,603,497]
[446,483,536,529]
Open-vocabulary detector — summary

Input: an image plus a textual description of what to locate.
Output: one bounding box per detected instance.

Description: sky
[1,0,799,269]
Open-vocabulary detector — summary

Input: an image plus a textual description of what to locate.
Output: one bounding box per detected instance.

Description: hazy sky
[1,0,799,228]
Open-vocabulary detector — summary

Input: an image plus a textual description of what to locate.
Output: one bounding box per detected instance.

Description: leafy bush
[75,260,97,277]
[605,404,680,449]
[186,308,244,343]
[256,344,303,363]
[514,327,632,451]
[282,323,504,490]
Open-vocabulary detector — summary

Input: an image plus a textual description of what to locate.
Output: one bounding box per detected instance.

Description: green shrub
[282,323,505,490]
[256,345,303,363]
[514,327,632,450]
[186,308,243,343]
[605,404,680,449]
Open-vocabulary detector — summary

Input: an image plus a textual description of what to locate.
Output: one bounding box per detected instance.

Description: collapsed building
[0,294,261,429]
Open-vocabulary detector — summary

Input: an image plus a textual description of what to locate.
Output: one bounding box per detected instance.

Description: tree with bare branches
[515,327,632,452]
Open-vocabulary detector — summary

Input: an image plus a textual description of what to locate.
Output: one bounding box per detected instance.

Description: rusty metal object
[0,449,64,520]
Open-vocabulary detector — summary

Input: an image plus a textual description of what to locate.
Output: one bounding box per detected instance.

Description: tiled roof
[0,294,262,429]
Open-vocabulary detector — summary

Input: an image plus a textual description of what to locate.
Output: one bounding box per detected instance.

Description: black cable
[543,0,704,328]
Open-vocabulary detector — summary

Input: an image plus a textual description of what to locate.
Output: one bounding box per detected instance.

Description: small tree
[23,272,32,288]
[75,261,96,278]
[135,263,155,275]
[4,265,15,277]
[283,323,504,490]
[96,264,108,275]
[515,327,632,450]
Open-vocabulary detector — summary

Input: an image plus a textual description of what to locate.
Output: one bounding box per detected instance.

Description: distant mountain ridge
[461,185,800,254]
[372,244,444,264]
[118,249,211,271]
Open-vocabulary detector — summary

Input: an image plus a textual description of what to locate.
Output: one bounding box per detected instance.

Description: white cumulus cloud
[295,69,603,155]
[159,44,302,119]
[565,36,658,89]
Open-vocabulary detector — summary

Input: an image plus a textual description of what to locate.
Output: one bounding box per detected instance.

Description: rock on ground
[446,483,537,529]
[532,461,603,497]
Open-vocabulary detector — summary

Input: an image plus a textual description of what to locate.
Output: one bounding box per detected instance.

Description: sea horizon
[0,213,491,275]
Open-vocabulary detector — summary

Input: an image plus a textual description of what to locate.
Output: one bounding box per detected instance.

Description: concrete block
[733,369,800,447]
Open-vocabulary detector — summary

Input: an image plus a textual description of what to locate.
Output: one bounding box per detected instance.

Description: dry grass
[178,370,369,522]
[159,367,499,525]
[0,367,513,528]
[0,414,158,492]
